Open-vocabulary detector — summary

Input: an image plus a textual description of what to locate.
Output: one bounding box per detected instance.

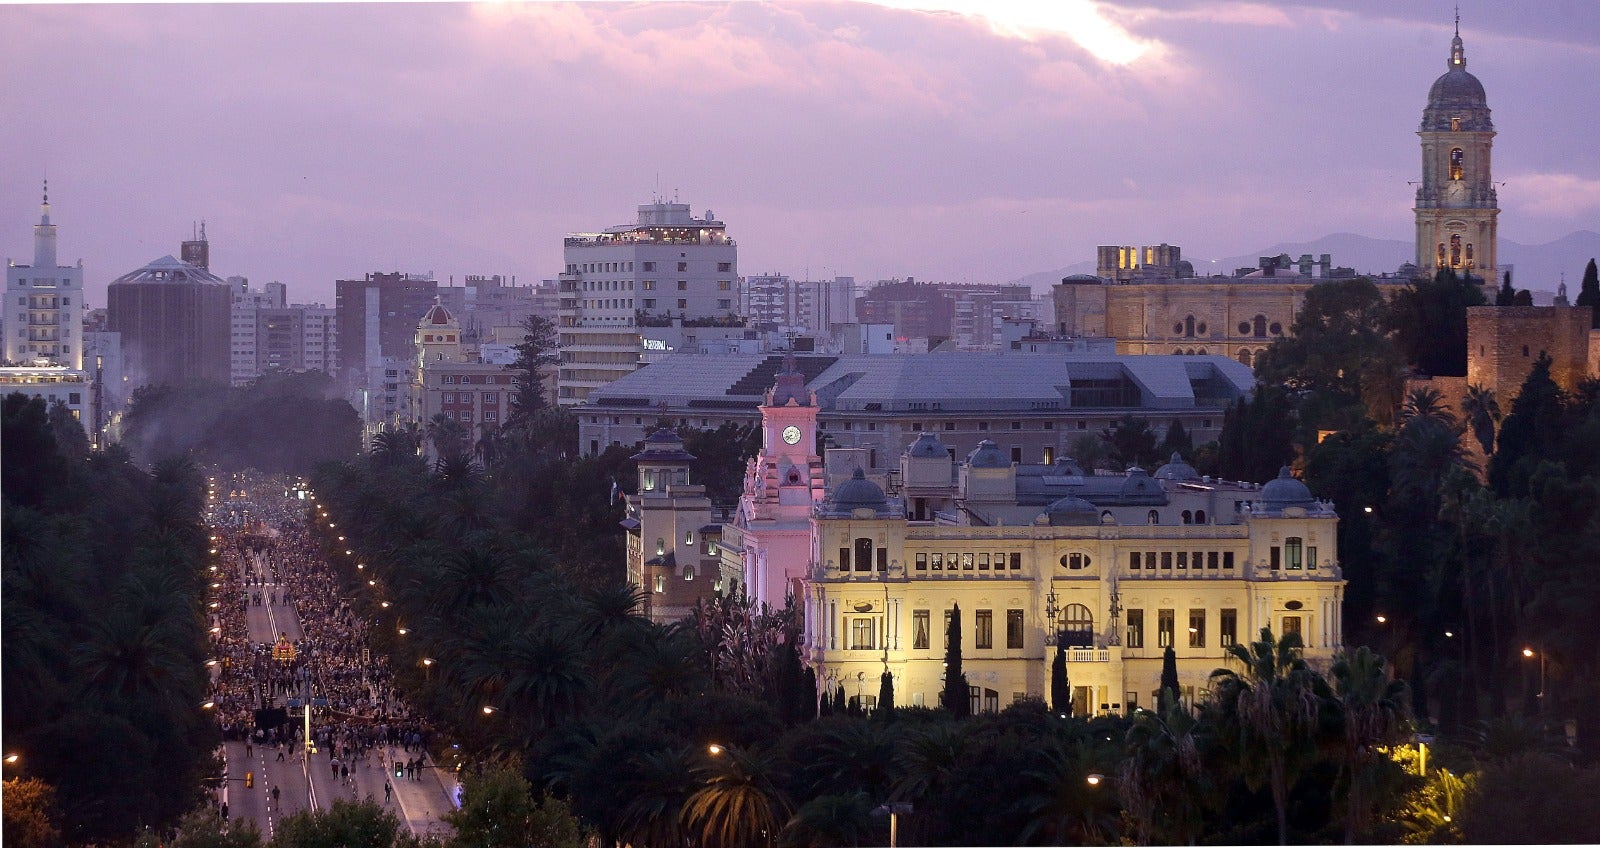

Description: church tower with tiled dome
[1414,14,1498,281]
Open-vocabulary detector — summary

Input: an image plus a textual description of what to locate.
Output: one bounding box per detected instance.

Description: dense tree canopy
[121,371,360,474]
[3,394,218,843]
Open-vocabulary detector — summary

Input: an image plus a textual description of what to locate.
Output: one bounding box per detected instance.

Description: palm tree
[779,791,877,848]
[1400,387,1455,426]
[1015,740,1119,845]
[426,412,470,461]
[73,613,192,711]
[681,744,793,848]
[1119,702,1209,845]
[1207,627,1328,845]
[1330,647,1412,844]
[790,719,898,801]
[605,623,712,714]
[617,745,696,848]
[1461,384,1501,456]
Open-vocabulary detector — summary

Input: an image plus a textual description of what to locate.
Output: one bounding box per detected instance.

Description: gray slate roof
[587,352,1253,413]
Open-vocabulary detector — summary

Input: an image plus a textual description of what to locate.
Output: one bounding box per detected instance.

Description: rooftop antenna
[1455,4,1460,38]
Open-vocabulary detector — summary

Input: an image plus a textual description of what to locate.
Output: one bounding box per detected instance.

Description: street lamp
[1086,773,1104,786]
[1523,647,1546,703]
[707,744,723,756]
[874,802,913,848]
[422,657,434,683]
[5,753,19,765]
[481,705,497,715]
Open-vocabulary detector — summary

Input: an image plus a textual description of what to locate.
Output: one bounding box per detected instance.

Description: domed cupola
[1154,451,1201,482]
[1044,494,1100,527]
[1422,21,1491,132]
[1049,455,1086,478]
[966,439,1009,469]
[907,432,949,458]
[1120,467,1163,499]
[826,467,890,516]
[1260,466,1315,509]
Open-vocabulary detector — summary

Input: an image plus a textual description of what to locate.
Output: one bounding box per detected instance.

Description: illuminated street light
[4,754,17,764]
[482,706,497,715]
[380,601,390,608]
[398,627,409,635]
[707,744,724,756]
[1086,773,1104,786]
[1522,647,1534,657]
[1375,615,1387,623]
[201,700,215,710]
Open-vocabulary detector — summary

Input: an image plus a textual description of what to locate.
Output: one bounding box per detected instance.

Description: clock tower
[730,353,827,607]
[1414,15,1498,281]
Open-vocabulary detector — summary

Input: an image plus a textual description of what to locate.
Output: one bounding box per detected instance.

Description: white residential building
[557,200,738,406]
[5,183,85,369]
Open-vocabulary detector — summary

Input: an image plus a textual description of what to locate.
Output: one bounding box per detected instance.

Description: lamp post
[422,657,434,683]
[1522,647,1545,709]
[874,803,913,848]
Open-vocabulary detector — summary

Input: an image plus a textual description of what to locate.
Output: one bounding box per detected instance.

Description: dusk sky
[3,1,1597,307]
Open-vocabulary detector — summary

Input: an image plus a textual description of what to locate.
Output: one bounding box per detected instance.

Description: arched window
[854,537,874,572]
[1181,510,1193,525]
[1061,604,1094,647]
[1148,509,1160,525]
[1449,147,1464,181]
[1195,509,1207,524]
[1184,315,1195,337]
[1239,349,1254,367]
[1060,552,1092,570]
[1253,315,1268,338]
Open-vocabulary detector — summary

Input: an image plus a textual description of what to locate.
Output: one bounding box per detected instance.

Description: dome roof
[1421,32,1492,132]
[1120,467,1163,498]
[1428,67,1486,108]
[906,432,949,459]
[1154,452,1200,481]
[1049,455,1086,477]
[967,439,1009,469]
[1044,494,1100,526]
[421,298,456,326]
[831,467,887,508]
[1060,274,1100,284]
[1260,466,1314,507]
[109,254,228,287]
[631,427,696,462]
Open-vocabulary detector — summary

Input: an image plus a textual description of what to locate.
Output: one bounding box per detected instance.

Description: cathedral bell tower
[1414,14,1498,281]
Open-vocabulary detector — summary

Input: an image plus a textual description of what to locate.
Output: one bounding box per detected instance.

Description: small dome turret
[1120,466,1162,498]
[966,439,1009,469]
[906,432,949,459]
[1260,466,1314,508]
[1155,452,1200,481]
[1044,494,1099,527]
[830,467,887,509]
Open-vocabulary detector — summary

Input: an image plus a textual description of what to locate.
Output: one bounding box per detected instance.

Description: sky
[2,0,1597,308]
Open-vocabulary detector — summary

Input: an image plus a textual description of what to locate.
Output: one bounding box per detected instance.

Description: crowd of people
[204,473,440,799]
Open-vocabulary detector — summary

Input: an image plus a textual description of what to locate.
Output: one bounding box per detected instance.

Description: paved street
[205,476,457,838]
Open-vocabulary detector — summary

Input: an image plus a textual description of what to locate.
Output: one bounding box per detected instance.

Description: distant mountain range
[1014,231,1600,304]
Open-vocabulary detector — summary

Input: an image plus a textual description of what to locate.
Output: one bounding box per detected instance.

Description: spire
[1449,8,1466,68]
[33,178,58,269]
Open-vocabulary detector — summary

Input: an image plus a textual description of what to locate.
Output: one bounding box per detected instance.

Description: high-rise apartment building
[739,274,856,334]
[229,278,336,384]
[336,272,438,427]
[557,201,737,405]
[5,183,85,369]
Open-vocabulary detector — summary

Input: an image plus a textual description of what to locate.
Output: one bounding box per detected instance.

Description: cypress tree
[818,677,833,717]
[1050,643,1071,716]
[835,683,847,716]
[941,604,971,718]
[877,670,895,719]
[801,666,818,721]
[1577,258,1600,328]
[1496,268,1515,306]
[1159,644,1181,712]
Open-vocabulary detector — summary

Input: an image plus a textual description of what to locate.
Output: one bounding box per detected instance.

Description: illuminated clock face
[781,425,802,445]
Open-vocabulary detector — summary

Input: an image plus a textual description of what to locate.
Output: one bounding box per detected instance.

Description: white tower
[5,181,85,368]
